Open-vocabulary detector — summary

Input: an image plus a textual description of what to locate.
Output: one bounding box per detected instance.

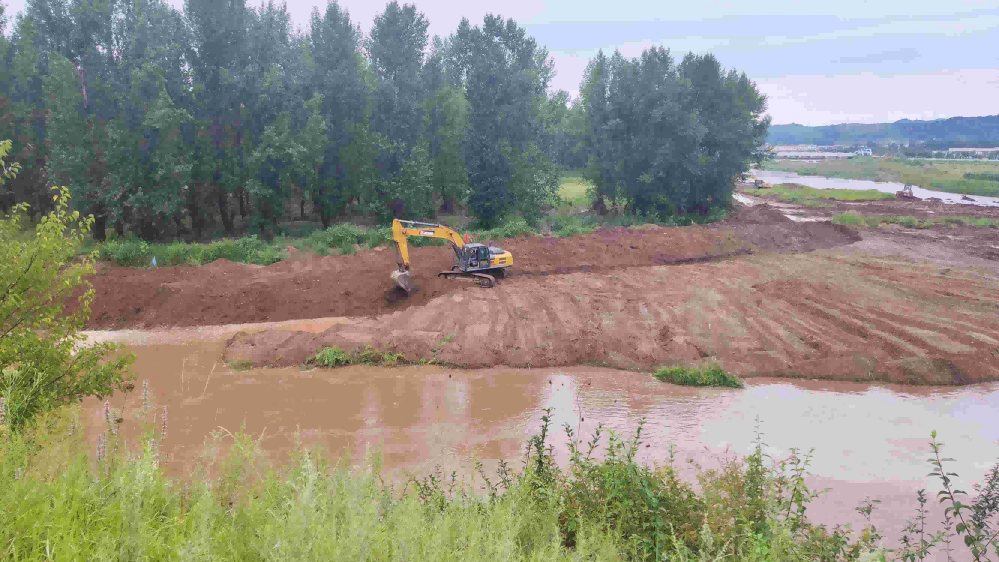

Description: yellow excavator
[390,219,514,293]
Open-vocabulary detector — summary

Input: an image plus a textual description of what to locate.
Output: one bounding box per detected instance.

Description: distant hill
[767,115,999,146]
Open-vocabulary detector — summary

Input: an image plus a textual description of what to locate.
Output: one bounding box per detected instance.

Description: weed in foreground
[2,399,998,561]
[654,364,745,388]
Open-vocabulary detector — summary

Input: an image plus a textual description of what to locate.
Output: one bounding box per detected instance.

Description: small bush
[309,345,408,368]
[653,364,744,388]
[98,239,153,267]
[475,217,538,241]
[312,346,352,367]
[227,360,255,371]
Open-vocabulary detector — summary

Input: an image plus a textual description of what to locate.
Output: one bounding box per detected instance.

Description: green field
[557,174,593,206]
[833,212,999,229]
[761,157,999,197]
[751,183,894,207]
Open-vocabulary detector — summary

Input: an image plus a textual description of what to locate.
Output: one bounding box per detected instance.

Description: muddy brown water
[83,339,999,555]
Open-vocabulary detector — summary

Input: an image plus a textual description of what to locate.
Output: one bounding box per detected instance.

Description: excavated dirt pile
[225,249,999,385]
[84,204,858,329]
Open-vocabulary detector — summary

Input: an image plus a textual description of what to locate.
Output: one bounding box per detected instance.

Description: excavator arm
[390,219,465,292]
[391,219,465,272]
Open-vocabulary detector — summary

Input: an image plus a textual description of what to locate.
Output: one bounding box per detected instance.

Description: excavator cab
[463,244,491,270]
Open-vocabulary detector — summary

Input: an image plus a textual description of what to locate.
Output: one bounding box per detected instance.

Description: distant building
[855,147,873,156]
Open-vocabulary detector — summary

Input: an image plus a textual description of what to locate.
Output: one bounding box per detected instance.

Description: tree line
[0,0,770,241]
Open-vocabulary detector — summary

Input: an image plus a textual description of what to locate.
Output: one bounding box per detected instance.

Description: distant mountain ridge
[767,115,999,146]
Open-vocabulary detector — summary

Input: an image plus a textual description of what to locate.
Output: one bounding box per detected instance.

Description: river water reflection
[85,342,999,554]
[755,170,999,207]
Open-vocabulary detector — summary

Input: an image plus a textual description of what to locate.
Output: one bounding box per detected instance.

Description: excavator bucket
[391,269,418,293]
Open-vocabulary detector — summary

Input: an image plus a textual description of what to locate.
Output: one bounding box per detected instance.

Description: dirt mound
[721,202,792,225]
[225,249,999,385]
[81,208,861,329]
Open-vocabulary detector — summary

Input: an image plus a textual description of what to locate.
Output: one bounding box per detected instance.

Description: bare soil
[82,196,999,385]
[83,204,856,328]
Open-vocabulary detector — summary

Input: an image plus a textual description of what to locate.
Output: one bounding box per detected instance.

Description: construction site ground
[83,187,999,385]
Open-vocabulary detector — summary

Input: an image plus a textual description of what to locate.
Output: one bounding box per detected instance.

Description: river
[755,170,999,207]
[81,335,999,556]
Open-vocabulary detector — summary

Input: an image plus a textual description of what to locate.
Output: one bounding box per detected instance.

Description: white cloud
[756,69,999,125]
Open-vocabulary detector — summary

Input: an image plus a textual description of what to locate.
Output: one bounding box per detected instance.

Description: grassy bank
[3,405,998,561]
[654,364,744,388]
[749,183,894,207]
[833,212,999,229]
[87,177,729,268]
[761,157,999,197]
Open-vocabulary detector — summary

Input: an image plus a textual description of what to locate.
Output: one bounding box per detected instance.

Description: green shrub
[475,217,538,240]
[1,185,134,430]
[309,345,408,368]
[653,364,744,388]
[98,239,153,267]
[312,346,352,367]
[963,171,999,181]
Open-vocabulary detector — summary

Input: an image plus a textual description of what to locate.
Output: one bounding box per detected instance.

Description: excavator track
[438,270,496,288]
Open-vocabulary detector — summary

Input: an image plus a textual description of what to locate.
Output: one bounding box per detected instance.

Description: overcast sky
[3,0,997,126]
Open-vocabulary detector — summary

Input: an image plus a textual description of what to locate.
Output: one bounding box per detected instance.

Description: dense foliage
[577,50,770,216]
[0,142,133,430]
[0,0,768,240]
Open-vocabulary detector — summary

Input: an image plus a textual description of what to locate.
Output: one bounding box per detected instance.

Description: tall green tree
[308,0,366,228]
[421,36,469,214]
[578,47,769,217]
[367,1,427,153]
[365,1,432,219]
[450,14,559,227]
[184,0,248,236]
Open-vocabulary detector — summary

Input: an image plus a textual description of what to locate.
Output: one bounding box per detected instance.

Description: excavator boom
[391,220,464,293]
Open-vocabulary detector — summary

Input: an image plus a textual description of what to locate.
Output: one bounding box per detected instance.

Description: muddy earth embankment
[83,205,856,328]
[82,203,999,384]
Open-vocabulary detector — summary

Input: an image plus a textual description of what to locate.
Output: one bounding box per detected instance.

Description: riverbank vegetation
[748,183,894,207]
[761,158,999,197]
[833,213,999,229]
[653,364,744,388]
[3,404,998,561]
[0,0,768,243]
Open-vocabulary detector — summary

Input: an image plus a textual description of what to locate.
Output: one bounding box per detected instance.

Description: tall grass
[832,212,999,229]
[757,183,895,205]
[653,364,744,388]
[2,403,998,561]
